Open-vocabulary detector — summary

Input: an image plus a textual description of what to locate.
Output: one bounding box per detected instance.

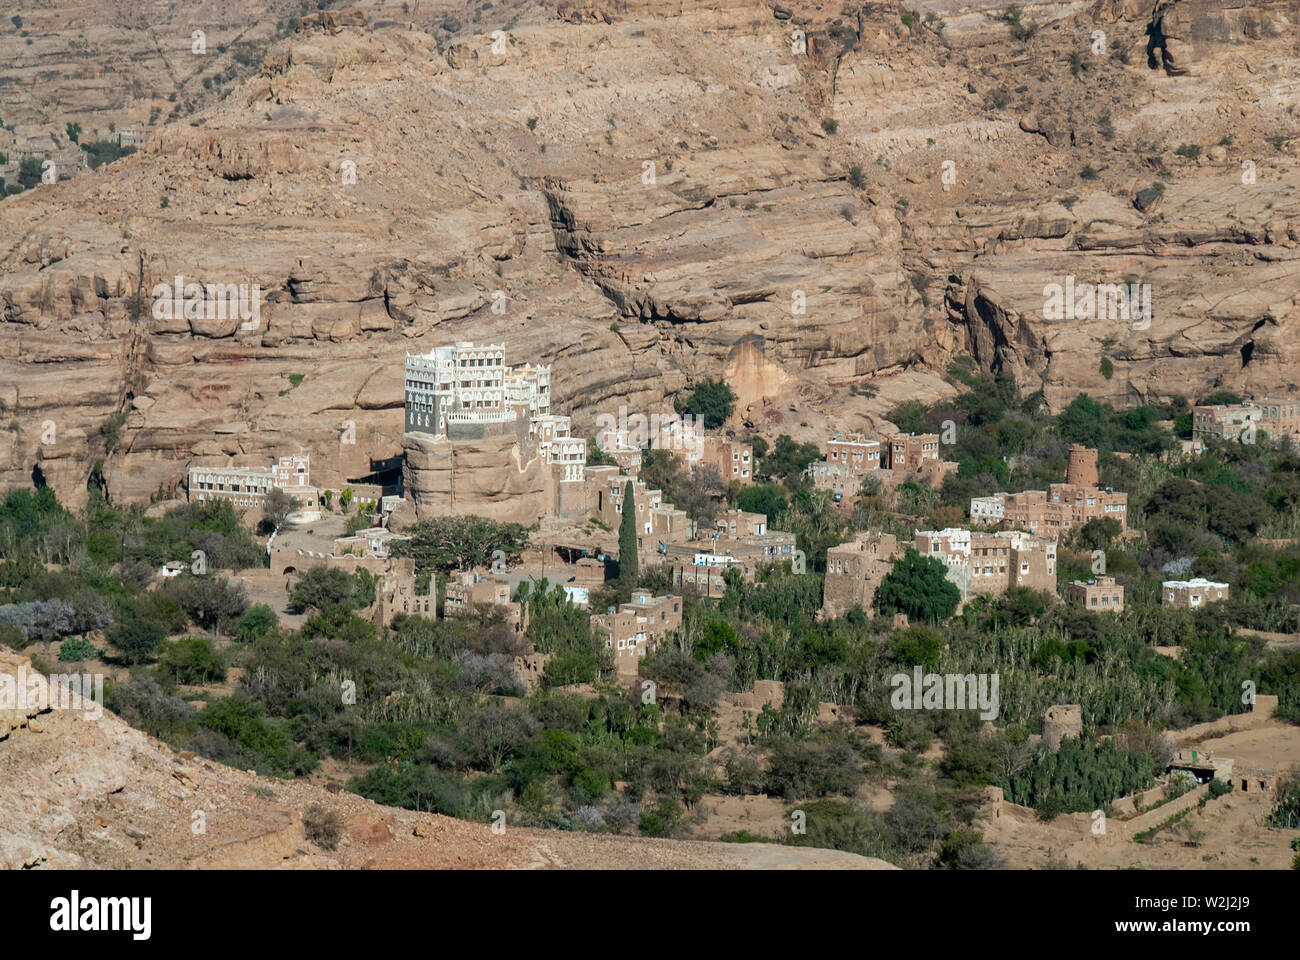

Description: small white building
[1162,578,1230,609]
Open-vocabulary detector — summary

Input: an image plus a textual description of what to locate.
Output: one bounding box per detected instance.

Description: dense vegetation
[4,365,1300,868]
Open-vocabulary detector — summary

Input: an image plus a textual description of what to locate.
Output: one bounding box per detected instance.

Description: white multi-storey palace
[404,341,583,478]
[404,342,551,436]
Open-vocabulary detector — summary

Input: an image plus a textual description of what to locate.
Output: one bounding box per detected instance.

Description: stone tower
[1043,704,1083,750]
[1066,445,1098,487]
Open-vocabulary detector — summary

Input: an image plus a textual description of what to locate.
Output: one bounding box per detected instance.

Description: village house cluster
[269,525,428,629]
[664,509,799,598]
[821,527,1057,618]
[1192,396,1300,448]
[820,444,1143,618]
[595,415,754,485]
[182,342,1168,683]
[969,445,1128,535]
[808,431,958,500]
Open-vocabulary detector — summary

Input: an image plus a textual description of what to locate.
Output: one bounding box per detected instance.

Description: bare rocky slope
[0,651,894,868]
[0,0,1297,511]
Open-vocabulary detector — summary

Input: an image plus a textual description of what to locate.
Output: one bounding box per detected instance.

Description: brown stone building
[828,435,884,475]
[914,528,1057,601]
[810,432,956,499]
[590,591,683,678]
[585,465,691,565]
[821,532,905,618]
[670,558,736,598]
[970,446,1128,534]
[821,526,1056,618]
[374,570,436,626]
[700,436,754,484]
[663,514,798,596]
[887,433,942,472]
[1193,397,1300,448]
[444,571,525,631]
[1161,578,1229,609]
[1066,575,1125,613]
[714,509,768,538]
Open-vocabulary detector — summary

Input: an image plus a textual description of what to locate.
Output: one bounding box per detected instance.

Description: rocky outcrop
[398,431,552,525]
[1149,0,1300,76]
[1,1,1298,509]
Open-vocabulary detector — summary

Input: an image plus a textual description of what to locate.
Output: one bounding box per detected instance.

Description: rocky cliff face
[0,1,1297,510]
[399,431,553,525]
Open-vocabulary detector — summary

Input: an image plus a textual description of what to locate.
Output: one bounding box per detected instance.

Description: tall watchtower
[1066,444,1098,488]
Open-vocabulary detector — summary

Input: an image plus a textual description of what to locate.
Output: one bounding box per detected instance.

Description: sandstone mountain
[1,0,1298,511]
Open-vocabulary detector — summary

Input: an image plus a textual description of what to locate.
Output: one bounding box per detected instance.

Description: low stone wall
[1116,783,1210,841]
[1109,784,1168,819]
[982,781,1211,841]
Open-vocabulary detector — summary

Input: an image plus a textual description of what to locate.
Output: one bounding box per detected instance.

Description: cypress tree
[618,479,639,586]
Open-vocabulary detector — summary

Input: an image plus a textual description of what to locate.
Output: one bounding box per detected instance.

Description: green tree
[1077,516,1121,550]
[391,515,530,575]
[618,480,638,585]
[890,625,944,670]
[17,157,43,190]
[158,635,226,684]
[163,576,247,636]
[736,483,788,522]
[235,604,279,643]
[761,435,822,485]
[288,567,366,615]
[1055,393,1106,447]
[109,618,166,665]
[681,378,736,429]
[877,549,961,623]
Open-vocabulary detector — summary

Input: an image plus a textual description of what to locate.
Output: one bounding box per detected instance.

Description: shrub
[235,604,279,643]
[158,635,227,685]
[638,797,684,837]
[937,829,1000,869]
[58,636,100,662]
[108,618,166,664]
[302,804,342,850]
[764,735,866,799]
